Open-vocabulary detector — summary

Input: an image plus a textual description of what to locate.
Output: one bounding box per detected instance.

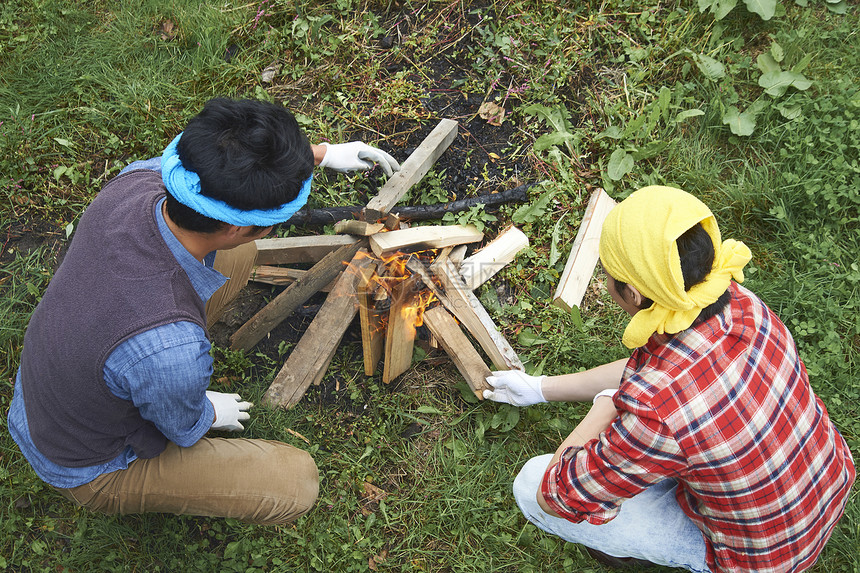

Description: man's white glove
[206,391,252,432]
[318,141,401,176]
[483,370,547,406]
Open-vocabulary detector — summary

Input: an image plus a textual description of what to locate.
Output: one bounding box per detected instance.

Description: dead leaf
[369,549,389,570]
[478,102,506,126]
[362,481,387,502]
[261,63,280,83]
[158,19,176,41]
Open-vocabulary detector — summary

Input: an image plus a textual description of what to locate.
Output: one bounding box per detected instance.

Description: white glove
[592,388,618,406]
[483,370,547,406]
[206,391,252,432]
[318,141,401,176]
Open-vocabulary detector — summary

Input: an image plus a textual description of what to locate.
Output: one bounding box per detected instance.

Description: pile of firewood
[228,118,615,409]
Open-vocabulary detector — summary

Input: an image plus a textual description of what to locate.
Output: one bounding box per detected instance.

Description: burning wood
[230,118,529,407]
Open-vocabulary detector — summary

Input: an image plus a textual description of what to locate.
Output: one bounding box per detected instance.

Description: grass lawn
[1,0,857,571]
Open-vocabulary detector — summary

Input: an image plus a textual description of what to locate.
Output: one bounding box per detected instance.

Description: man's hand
[206,391,252,432]
[318,141,401,176]
[483,370,547,406]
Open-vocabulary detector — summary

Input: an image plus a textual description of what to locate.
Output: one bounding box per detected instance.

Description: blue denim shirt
[8,160,226,488]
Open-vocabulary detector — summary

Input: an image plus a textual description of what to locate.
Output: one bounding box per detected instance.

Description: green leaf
[791,53,813,74]
[416,406,443,415]
[694,54,726,80]
[523,103,571,134]
[770,41,784,63]
[53,137,74,147]
[512,191,553,224]
[596,125,623,140]
[744,0,777,19]
[607,148,634,181]
[632,141,669,160]
[778,104,803,120]
[712,0,738,19]
[756,53,781,74]
[721,105,759,136]
[518,329,549,347]
[759,71,812,97]
[534,131,575,152]
[674,109,706,123]
[549,214,567,267]
[825,0,847,14]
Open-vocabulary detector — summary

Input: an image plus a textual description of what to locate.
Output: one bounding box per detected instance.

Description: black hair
[165,98,314,233]
[613,222,731,324]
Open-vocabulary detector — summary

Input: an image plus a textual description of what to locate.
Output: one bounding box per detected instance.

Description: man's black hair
[165,98,314,233]
[613,222,731,324]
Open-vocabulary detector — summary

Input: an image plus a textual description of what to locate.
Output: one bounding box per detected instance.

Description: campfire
[225,119,531,408]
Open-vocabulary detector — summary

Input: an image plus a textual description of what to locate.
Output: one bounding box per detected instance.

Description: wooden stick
[369,224,483,257]
[263,252,374,408]
[459,225,529,290]
[552,188,616,312]
[357,269,387,376]
[334,220,385,236]
[249,266,335,291]
[255,235,360,265]
[365,119,458,215]
[231,240,365,351]
[448,245,468,268]
[422,306,491,399]
[432,260,523,371]
[382,275,421,383]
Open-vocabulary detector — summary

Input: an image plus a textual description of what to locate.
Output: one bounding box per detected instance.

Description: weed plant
[1,0,857,571]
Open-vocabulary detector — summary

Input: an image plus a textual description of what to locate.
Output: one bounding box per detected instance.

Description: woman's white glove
[592,388,618,406]
[318,142,401,176]
[483,370,547,406]
[206,391,252,432]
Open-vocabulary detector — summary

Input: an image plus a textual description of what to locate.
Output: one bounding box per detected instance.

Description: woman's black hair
[613,222,731,324]
[165,98,313,233]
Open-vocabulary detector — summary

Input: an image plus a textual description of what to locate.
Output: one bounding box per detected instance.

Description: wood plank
[254,235,360,265]
[369,225,483,257]
[382,275,421,383]
[365,119,458,214]
[433,260,524,371]
[263,252,374,408]
[459,225,529,290]
[249,266,336,291]
[334,220,385,236]
[422,306,491,399]
[448,245,468,268]
[552,188,617,312]
[230,240,365,351]
[357,269,387,376]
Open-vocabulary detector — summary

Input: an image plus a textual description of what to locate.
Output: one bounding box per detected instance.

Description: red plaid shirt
[542,283,855,573]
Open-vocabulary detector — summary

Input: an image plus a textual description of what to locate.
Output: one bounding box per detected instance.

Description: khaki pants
[57,242,320,525]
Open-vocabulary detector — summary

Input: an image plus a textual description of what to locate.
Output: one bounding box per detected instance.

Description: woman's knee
[513,454,554,520]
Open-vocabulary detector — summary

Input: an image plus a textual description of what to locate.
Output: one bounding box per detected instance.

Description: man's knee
[261,445,319,525]
[288,448,320,518]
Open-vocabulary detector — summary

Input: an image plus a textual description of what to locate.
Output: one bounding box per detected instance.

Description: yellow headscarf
[599,186,752,348]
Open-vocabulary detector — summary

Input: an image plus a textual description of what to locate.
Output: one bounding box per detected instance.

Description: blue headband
[160,132,312,227]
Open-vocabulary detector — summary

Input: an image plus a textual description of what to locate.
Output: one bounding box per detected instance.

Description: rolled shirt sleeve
[104,321,215,448]
[541,402,687,524]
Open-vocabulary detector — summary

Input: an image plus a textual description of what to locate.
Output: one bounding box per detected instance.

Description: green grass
[1,0,858,571]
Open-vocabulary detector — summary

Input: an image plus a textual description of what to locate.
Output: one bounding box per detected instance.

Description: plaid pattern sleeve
[542,283,855,573]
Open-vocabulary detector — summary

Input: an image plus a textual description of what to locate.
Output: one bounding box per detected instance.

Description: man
[485,186,854,572]
[8,98,400,524]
